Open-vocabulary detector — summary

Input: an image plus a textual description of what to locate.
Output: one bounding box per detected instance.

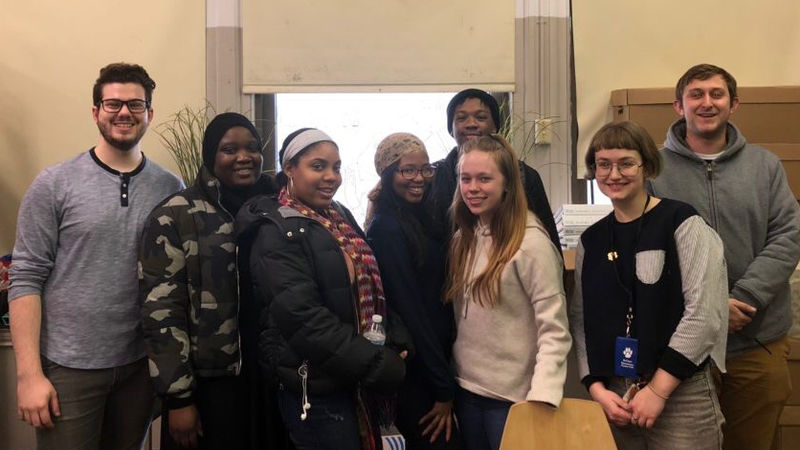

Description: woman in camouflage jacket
[139,113,275,449]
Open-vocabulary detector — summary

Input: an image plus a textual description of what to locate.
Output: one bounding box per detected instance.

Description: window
[276,93,457,225]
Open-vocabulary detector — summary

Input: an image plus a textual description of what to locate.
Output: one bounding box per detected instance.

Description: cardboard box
[776,405,800,450]
[765,144,800,203]
[786,339,800,406]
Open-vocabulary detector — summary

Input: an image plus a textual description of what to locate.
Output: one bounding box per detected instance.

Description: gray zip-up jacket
[650,119,800,355]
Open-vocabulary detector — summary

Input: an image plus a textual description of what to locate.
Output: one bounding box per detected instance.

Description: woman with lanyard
[236,128,411,450]
[570,120,728,449]
[365,133,464,449]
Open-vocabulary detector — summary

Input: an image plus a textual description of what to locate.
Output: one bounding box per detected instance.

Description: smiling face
[674,74,739,143]
[392,150,431,204]
[213,126,263,188]
[285,142,342,210]
[92,82,152,151]
[594,148,647,205]
[452,98,497,146]
[459,150,505,224]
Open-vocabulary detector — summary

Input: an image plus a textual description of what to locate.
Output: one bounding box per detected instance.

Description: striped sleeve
[568,242,593,383]
[660,215,729,378]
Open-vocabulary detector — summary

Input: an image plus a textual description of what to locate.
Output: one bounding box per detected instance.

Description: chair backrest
[499,398,616,450]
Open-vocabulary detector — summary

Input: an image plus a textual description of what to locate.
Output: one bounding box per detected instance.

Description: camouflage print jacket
[139,167,269,408]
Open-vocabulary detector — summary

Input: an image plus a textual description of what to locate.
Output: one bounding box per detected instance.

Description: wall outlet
[535,118,553,145]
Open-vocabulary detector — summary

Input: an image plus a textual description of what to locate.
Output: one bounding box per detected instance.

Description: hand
[17,373,60,429]
[628,386,666,429]
[399,350,409,360]
[589,382,631,428]
[728,298,756,333]
[169,404,203,448]
[419,401,453,443]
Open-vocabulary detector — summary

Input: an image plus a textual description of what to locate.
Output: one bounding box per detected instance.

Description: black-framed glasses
[397,166,435,180]
[98,98,150,114]
[591,160,643,177]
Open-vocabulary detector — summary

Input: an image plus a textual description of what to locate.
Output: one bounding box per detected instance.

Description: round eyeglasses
[397,166,435,180]
[98,99,150,114]
[591,160,643,177]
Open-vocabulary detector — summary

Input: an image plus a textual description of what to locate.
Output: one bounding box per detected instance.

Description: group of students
[11,62,797,450]
[137,85,737,450]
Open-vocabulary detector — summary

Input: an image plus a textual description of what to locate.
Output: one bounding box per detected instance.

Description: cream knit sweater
[453,212,572,406]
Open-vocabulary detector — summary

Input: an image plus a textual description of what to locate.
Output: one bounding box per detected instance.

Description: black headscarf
[201,112,273,215]
[202,112,262,173]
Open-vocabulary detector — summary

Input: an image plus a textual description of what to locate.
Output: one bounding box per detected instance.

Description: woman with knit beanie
[366,133,464,449]
[139,112,276,449]
[236,128,412,450]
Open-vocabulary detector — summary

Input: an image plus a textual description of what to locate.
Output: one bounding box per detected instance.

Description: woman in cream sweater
[445,134,572,450]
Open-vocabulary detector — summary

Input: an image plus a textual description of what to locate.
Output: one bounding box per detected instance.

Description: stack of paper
[554,204,613,249]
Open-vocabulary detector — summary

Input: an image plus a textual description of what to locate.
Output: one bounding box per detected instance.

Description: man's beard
[97,123,147,151]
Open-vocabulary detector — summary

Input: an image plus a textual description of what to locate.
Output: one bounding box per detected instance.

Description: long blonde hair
[445,134,528,307]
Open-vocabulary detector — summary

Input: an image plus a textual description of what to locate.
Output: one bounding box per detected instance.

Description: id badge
[614,336,638,378]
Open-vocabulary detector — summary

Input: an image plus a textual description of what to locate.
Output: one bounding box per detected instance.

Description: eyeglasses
[98,99,149,114]
[397,166,435,180]
[591,160,643,177]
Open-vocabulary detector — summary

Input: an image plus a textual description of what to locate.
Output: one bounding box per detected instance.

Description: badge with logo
[614,336,638,378]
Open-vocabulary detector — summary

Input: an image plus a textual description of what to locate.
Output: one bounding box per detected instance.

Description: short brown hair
[585,121,662,179]
[675,63,737,105]
[92,63,156,105]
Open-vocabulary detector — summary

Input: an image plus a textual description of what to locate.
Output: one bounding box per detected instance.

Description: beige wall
[0,1,206,253]
[573,0,800,176]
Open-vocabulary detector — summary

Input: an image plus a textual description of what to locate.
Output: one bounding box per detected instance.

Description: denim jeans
[36,357,154,450]
[454,388,513,450]
[608,366,724,450]
[276,387,361,450]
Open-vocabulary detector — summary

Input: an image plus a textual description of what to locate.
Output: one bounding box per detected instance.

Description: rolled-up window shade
[242,0,515,93]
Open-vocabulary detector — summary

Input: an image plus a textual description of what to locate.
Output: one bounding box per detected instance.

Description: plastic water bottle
[363,314,386,346]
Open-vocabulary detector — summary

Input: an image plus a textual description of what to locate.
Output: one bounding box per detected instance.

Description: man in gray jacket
[9,63,182,450]
[650,63,800,450]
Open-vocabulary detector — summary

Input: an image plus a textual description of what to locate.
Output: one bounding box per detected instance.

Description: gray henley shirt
[10,149,183,369]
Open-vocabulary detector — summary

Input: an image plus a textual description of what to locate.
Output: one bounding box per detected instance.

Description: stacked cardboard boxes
[773,338,800,450]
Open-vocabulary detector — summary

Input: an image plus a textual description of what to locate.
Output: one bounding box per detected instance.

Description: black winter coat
[367,210,457,403]
[235,195,407,395]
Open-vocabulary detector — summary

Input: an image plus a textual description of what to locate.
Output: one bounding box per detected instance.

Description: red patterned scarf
[278,187,386,331]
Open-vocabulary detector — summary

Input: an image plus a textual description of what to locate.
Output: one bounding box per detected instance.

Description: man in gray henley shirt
[9,63,183,450]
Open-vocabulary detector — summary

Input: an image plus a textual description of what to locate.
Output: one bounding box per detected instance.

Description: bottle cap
[372,314,383,323]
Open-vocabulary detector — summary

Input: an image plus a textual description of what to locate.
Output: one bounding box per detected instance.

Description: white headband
[282,129,335,167]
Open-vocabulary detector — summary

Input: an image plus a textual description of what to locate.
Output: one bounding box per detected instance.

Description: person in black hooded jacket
[236,128,411,450]
[430,89,560,252]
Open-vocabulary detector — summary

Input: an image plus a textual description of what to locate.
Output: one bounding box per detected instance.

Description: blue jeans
[276,387,361,450]
[454,388,512,450]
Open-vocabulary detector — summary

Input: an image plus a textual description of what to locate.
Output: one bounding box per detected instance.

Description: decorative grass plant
[156,104,214,186]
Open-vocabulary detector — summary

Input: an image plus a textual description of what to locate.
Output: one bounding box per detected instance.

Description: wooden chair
[499,398,616,450]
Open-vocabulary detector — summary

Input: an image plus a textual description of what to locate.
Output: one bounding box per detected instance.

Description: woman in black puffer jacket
[236,128,411,450]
